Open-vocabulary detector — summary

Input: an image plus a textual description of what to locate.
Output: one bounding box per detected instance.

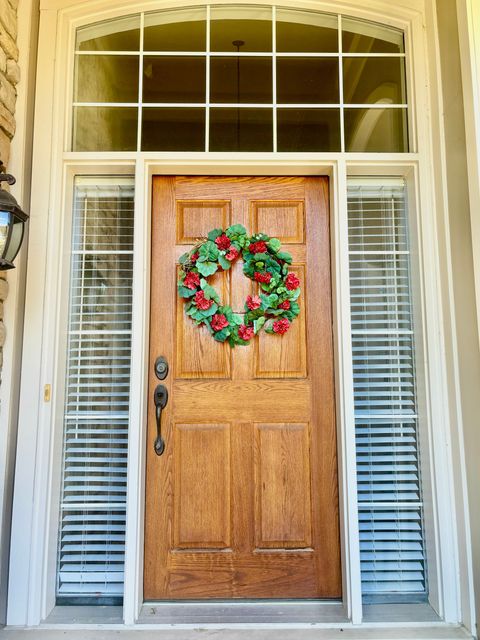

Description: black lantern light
[0,159,28,270]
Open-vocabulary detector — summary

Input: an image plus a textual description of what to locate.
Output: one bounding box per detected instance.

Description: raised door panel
[254,423,312,549]
[174,423,231,549]
[175,268,231,379]
[176,200,231,244]
[250,200,305,243]
[254,265,307,378]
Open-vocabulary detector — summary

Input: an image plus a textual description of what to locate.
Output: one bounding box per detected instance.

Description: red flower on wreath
[246,295,261,310]
[190,252,199,263]
[215,234,231,250]
[194,291,213,310]
[273,318,290,334]
[254,272,272,284]
[238,325,255,341]
[285,273,300,290]
[225,247,239,261]
[211,313,229,331]
[278,300,290,310]
[184,271,200,289]
[249,240,268,254]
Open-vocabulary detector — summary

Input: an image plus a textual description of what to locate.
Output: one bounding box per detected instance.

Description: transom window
[73,6,408,152]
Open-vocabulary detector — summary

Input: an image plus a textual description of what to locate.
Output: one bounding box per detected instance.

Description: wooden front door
[144,176,341,599]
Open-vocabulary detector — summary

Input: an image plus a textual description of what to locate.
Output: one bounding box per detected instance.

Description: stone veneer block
[0,0,17,366]
[0,0,16,40]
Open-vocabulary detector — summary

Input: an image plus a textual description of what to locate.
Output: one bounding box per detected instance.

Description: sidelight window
[56,177,134,602]
[347,179,427,601]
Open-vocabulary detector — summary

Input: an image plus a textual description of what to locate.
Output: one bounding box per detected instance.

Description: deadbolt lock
[155,356,169,380]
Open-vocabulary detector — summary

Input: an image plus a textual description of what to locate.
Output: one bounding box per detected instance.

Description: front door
[144,176,341,599]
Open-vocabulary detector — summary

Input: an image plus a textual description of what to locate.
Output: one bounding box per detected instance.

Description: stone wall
[0,0,18,369]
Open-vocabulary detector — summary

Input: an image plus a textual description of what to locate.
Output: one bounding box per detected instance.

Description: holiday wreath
[177,224,301,347]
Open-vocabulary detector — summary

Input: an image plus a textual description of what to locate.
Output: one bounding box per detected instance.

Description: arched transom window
[73,6,408,152]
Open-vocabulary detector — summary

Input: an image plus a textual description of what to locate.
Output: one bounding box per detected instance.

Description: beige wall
[436,0,480,635]
[456,0,480,637]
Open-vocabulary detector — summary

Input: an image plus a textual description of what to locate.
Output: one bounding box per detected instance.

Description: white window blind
[56,177,134,602]
[347,180,427,601]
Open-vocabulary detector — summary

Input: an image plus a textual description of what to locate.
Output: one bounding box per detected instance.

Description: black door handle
[154,384,168,456]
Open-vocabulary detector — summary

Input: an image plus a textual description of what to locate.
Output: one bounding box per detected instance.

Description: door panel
[144,176,340,599]
[175,267,231,379]
[254,422,312,549]
[174,423,231,549]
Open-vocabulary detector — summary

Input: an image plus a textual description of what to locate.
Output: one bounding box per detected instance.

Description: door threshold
[139,601,347,625]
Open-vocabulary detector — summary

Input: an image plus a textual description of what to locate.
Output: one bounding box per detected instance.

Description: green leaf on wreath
[200,280,220,302]
[226,224,247,238]
[200,303,219,318]
[289,289,301,301]
[260,293,279,309]
[193,310,207,322]
[254,316,266,333]
[179,252,190,264]
[207,228,223,242]
[197,261,218,277]
[213,328,229,342]
[199,240,219,261]
[178,286,196,298]
[265,258,282,273]
[218,254,231,270]
[277,251,293,264]
[242,262,255,277]
[290,301,300,316]
[267,238,281,253]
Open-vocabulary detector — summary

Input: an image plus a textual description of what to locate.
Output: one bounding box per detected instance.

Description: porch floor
[0,625,473,639]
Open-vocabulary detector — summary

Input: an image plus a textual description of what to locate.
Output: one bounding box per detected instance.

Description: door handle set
[153,356,169,456]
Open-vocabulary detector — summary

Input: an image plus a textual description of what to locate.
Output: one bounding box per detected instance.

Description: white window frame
[5,0,475,633]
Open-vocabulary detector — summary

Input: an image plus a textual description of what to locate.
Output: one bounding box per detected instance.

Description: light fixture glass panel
[74,55,139,103]
[343,57,406,104]
[144,7,206,51]
[277,108,340,151]
[344,108,408,152]
[342,17,404,53]
[4,217,24,263]
[276,9,338,52]
[143,57,206,103]
[210,57,272,103]
[210,6,272,52]
[210,108,273,151]
[0,211,9,255]
[76,15,140,51]
[73,107,138,151]
[141,108,205,150]
[277,58,339,104]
